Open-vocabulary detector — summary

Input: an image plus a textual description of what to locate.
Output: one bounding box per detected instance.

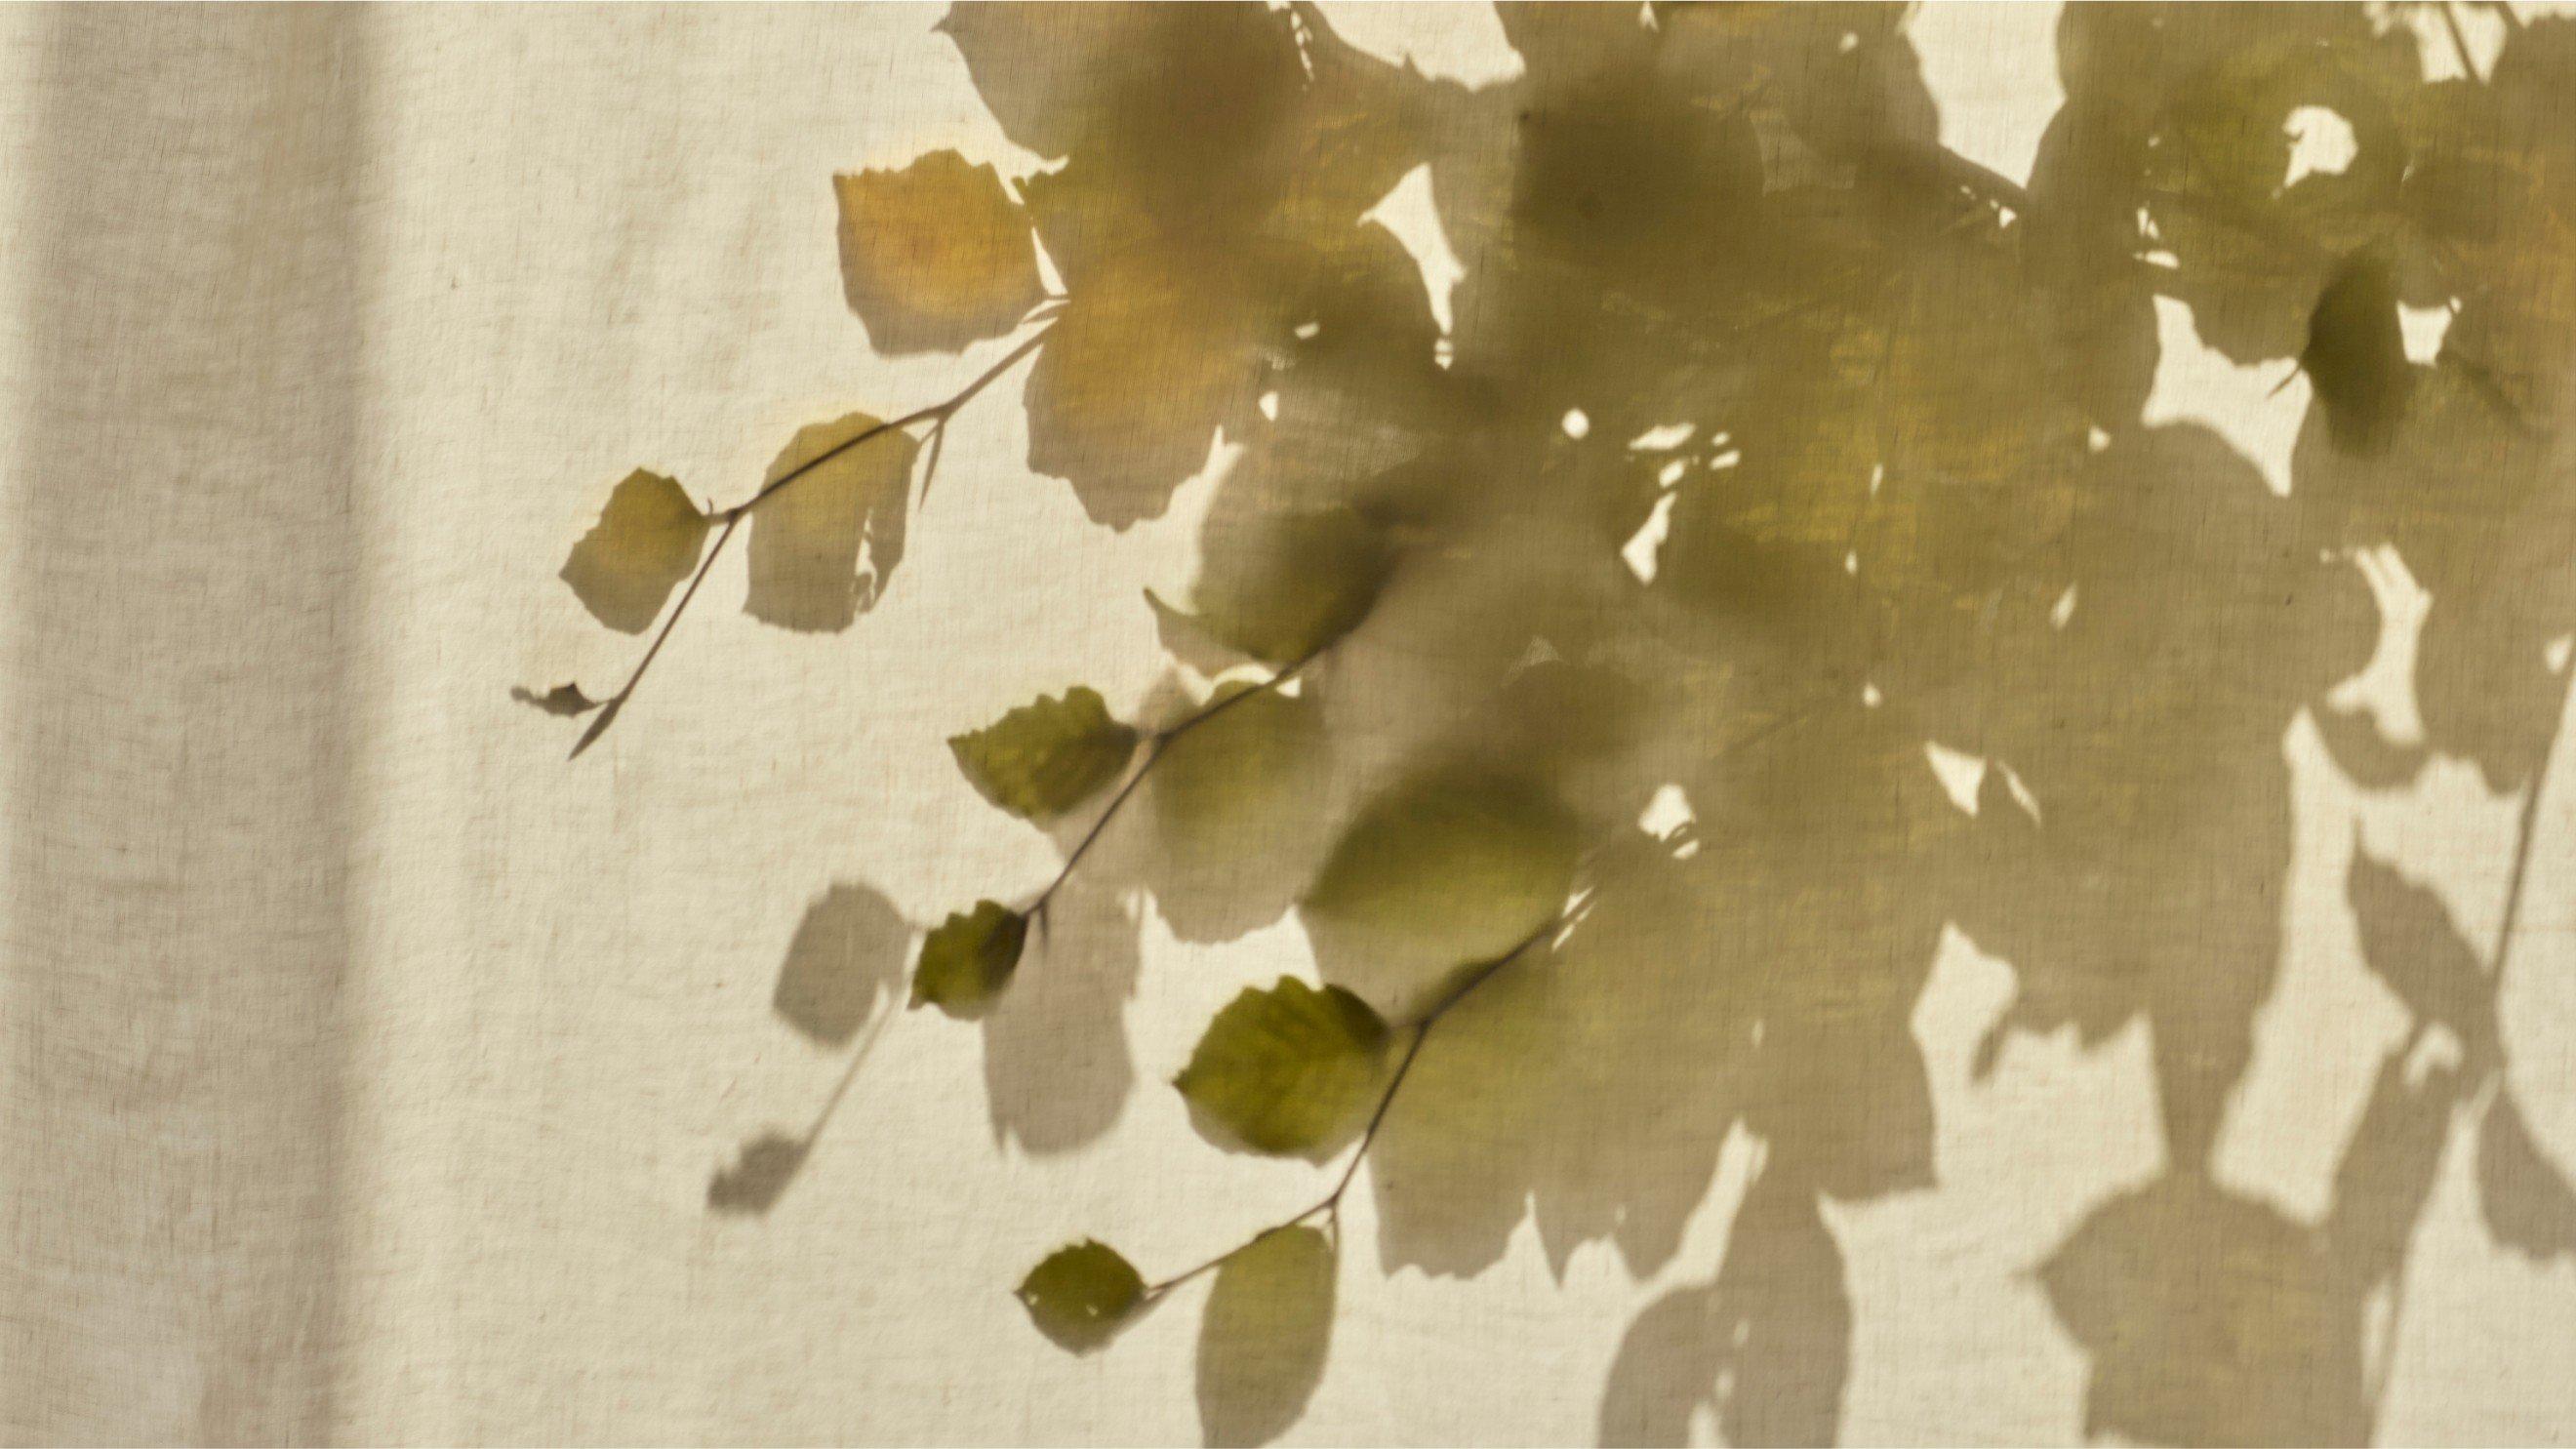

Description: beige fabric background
[2,4,2573,1443]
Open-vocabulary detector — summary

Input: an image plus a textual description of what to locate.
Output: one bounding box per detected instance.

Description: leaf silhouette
[1183,505,1397,667]
[1597,1160,1850,1449]
[1175,978,1389,1158]
[1018,1239,1146,1353]
[1598,1282,1727,1448]
[548,4,2576,1436]
[2323,1042,2458,1291]
[1301,766,1578,1010]
[1196,1226,1336,1447]
[1023,271,1259,529]
[745,412,918,633]
[706,1132,811,1216]
[559,468,709,633]
[2302,253,2414,456]
[2478,1090,2576,1264]
[772,881,908,1047]
[909,901,1028,1019]
[2346,844,2496,1054]
[510,682,600,717]
[1145,679,1335,943]
[947,686,1140,824]
[2040,1174,2369,1447]
[835,149,1045,355]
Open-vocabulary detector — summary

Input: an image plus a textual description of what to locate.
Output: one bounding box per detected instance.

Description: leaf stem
[2489,658,2576,988]
[1131,696,1835,1294]
[568,320,1055,757]
[2364,640,2572,1422]
[2442,2,2486,84]
[1140,914,1561,1301]
[1026,645,1327,921]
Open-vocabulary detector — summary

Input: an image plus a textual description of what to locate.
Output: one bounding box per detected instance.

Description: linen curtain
[6,5,2576,1444]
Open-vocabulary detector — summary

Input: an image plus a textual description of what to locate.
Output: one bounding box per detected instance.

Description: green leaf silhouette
[560,468,709,633]
[1023,271,1260,529]
[1301,766,1577,999]
[1186,506,1395,666]
[835,149,1045,355]
[910,901,1029,1019]
[1017,1239,1145,1353]
[948,686,1140,823]
[1176,978,1389,1156]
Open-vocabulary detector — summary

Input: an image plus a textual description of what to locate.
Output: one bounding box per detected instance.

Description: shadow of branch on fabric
[532,4,2576,1443]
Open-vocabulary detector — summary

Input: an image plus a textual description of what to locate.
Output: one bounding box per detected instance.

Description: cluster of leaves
[539,4,2576,1444]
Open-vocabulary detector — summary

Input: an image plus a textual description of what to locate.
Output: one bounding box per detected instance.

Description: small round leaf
[910,902,1029,1018]
[559,469,710,634]
[1017,1239,1146,1353]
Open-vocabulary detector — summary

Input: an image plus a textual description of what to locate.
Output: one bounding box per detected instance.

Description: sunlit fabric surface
[6,5,2576,1445]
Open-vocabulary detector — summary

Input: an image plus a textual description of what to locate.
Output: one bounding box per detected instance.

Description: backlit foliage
[538,5,2576,1443]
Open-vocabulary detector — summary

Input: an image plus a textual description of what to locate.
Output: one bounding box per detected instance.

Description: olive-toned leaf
[773,881,908,1047]
[560,468,710,633]
[2303,254,2413,455]
[836,149,1046,355]
[936,4,1304,189]
[1197,1226,1336,1447]
[1017,1239,1146,1353]
[745,412,919,634]
[948,686,1140,823]
[1176,978,1389,1156]
[1189,507,1396,666]
[2478,1090,2576,1263]
[511,682,600,717]
[909,901,1029,1019]
[1301,767,1579,993]
[1024,273,1259,529]
[1146,586,1251,674]
[1147,681,1334,944]
[706,1132,810,1216]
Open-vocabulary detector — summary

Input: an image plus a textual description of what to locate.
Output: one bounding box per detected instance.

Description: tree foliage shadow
[551,2,2576,1443]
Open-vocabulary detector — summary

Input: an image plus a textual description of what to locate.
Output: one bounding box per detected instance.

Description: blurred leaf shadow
[636,0,2576,1440]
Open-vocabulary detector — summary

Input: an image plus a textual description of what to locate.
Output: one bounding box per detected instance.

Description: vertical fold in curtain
[3,6,369,1442]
